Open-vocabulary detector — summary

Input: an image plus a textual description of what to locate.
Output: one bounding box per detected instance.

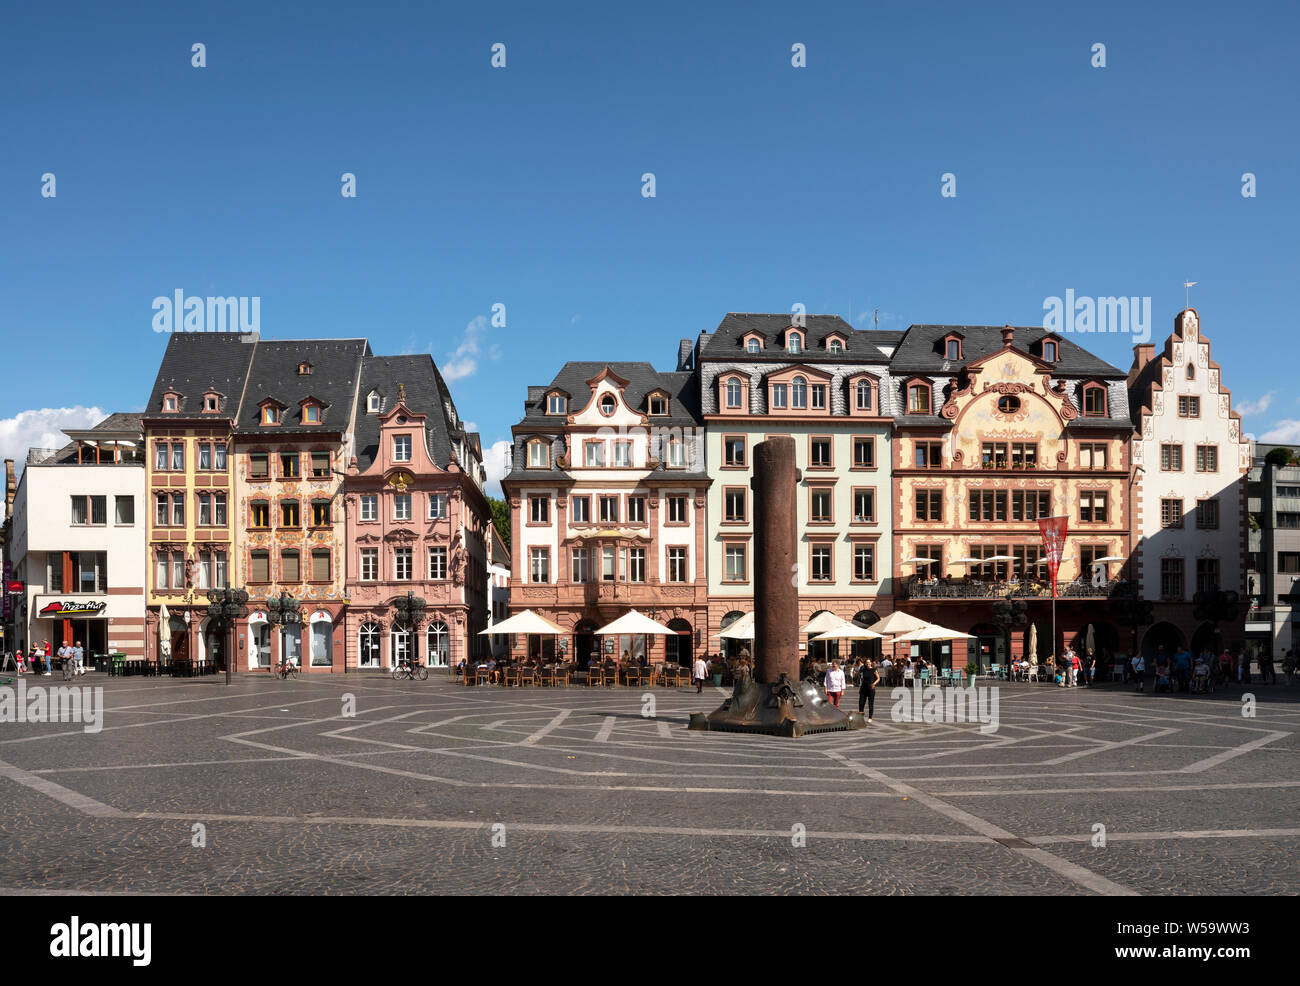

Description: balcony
[904,578,1134,601]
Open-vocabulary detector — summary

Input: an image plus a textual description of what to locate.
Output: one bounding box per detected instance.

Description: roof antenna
[874,308,879,330]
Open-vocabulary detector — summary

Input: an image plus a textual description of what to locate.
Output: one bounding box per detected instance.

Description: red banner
[1038,516,1069,597]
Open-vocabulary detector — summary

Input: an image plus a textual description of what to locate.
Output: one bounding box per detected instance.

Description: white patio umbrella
[871,610,930,635]
[891,624,976,643]
[713,612,755,640]
[158,602,172,659]
[901,555,938,564]
[949,556,981,565]
[476,609,565,636]
[812,624,890,642]
[1093,556,1127,563]
[801,611,852,635]
[594,610,674,636]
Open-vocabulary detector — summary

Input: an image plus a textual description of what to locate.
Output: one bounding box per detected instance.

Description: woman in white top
[823,662,846,707]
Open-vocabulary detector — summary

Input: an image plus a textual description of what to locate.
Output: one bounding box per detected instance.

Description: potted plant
[964,661,979,685]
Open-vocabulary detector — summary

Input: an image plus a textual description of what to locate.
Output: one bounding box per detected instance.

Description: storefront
[33,597,109,659]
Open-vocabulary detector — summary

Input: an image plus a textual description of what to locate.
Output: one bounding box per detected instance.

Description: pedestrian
[1071,651,1081,687]
[56,640,70,676]
[1237,648,1251,685]
[857,658,879,721]
[1132,652,1146,692]
[14,648,24,676]
[692,654,708,694]
[824,661,846,707]
[1284,649,1296,687]
[1174,647,1191,693]
[73,640,85,676]
[1084,650,1096,687]
[1259,648,1276,686]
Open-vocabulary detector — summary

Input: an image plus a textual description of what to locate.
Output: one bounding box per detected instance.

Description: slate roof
[889,324,1126,377]
[697,313,896,363]
[234,339,369,435]
[145,332,258,416]
[354,354,466,471]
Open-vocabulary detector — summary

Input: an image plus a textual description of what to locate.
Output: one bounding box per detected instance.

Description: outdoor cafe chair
[519,667,537,687]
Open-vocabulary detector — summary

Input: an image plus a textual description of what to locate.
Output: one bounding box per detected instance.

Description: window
[1196,499,1219,530]
[855,379,873,411]
[155,493,169,527]
[997,395,1021,414]
[1187,363,1196,380]
[164,396,177,412]
[946,339,961,360]
[724,488,746,523]
[1196,558,1220,594]
[853,543,875,581]
[1281,552,1300,574]
[787,332,802,354]
[115,495,134,525]
[250,550,270,583]
[529,547,550,584]
[171,444,184,471]
[612,442,632,467]
[199,444,212,470]
[311,451,330,478]
[263,406,280,425]
[571,496,590,523]
[428,493,447,519]
[547,393,567,415]
[666,440,687,469]
[281,500,300,528]
[725,378,744,409]
[530,496,550,524]
[360,495,377,521]
[1083,384,1107,417]
[810,488,833,523]
[584,442,605,468]
[280,452,299,478]
[667,496,688,524]
[281,550,301,583]
[853,437,875,469]
[311,500,330,527]
[770,383,788,409]
[1079,491,1108,523]
[724,436,746,467]
[214,493,228,527]
[969,490,1009,522]
[1196,445,1218,472]
[601,546,616,582]
[171,493,185,527]
[853,489,875,523]
[1010,490,1051,521]
[627,497,646,524]
[360,548,378,581]
[811,384,827,410]
[599,496,619,523]
[1160,558,1184,601]
[394,435,412,462]
[828,338,843,354]
[1161,499,1184,529]
[914,442,942,468]
[528,441,549,469]
[155,444,167,470]
[393,494,411,521]
[214,445,226,470]
[649,394,668,415]
[809,437,832,468]
[368,392,381,413]
[667,547,688,582]
[199,493,212,526]
[1178,396,1200,418]
[251,500,269,528]
[214,552,228,589]
[725,544,747,582]
[428,547,447,580]
[599,394,616,415]
[810,544,832,582]
[746,337,761,353]
[394,547,413,581]
[915,490,942,522]
[1043,340,1058,361]
[908,384,932,414]
[628,548,646,582]
[569,547,590,583]
[1160,444,1183,471]
[1080,443,1107,469]
[791,377,807,408]
[304,405,320,424]
[250,452,269,478]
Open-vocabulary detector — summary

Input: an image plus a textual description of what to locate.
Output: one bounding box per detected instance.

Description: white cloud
[1237,392,1276,417]
[441,315,490,382]
[1259,420,1300,444]
[0,406,108,472]
[482,439,513,497]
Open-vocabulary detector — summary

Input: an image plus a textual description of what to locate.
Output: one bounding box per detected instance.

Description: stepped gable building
[695,313,902,659]
[889,322,1134,669]
[343,355,490,672]
[1128,308,1251,658]
[143,332,258,667]
[502,358,708,667]
[230,338,368,672]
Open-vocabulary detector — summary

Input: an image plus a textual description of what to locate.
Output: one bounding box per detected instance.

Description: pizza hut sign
[38,600,108,618]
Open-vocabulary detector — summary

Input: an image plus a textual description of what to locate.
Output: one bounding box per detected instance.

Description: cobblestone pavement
[1,673,1297,894]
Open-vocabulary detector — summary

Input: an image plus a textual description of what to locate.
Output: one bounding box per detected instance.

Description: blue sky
[2,0,1297,488]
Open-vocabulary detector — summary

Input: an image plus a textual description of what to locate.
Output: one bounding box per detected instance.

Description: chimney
[1127,344,1156,387]
[1001,325,1015,348]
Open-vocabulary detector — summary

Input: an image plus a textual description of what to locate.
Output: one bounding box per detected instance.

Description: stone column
[752,437,799,685]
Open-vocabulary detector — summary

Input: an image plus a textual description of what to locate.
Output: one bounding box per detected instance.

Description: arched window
[855,379,873,411]
[787,332,802,354]
[828,339,843,354]
[1043,341,1058,362]
[946,339,961,360]
[1082,383,1107,417]
[390,623,411,667]
[1186,363,1195,380]
[791,376,807,408]
[725,377,743,409]
[358,622,381,668]
[426,621,449,667]
[746,338,761,354]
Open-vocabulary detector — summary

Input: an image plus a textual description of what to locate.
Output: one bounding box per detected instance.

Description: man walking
[823,661,846,707]
[73,640,85,676]
[692,654,708,694]
[857,658,879,722]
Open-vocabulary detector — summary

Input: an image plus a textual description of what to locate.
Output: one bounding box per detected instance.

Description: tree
[1265,447,1292,467]
[488,496,511,546]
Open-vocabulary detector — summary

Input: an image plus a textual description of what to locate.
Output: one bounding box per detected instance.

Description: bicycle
[392,660,428,681]
[275,660,299,680]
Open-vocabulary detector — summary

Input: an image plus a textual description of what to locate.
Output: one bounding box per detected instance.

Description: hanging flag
[1038,516,1069,597]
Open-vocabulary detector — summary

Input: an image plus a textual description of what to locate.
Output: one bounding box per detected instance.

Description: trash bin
[109,652,126,676]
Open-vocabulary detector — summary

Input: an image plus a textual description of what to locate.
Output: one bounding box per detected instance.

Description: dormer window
[298,361,313,376]
[164,396,178,412]
[942,333,964,361]
[1043,340,1059,362]
[526,440,550,469]
[786,331,803,354]
[648,392,669,416]
[303,405,320,424]
[828,339,843,354]
[202,392,220,413]
[547,393,567,415]
[367,392,381,413]
[263,406,280,425]
[599,394,616,416]
[791,376,808,409]
[855,378,873,412]
[1082,383,1108,417]
[746,338,761,353]
[907,382,932,415]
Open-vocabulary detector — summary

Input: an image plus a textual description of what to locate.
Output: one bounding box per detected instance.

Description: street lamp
[267,592,303,670]
[205,587,249,686]
[393,591,427,667]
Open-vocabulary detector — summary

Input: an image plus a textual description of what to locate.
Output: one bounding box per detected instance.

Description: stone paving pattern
[0,674,1297,894]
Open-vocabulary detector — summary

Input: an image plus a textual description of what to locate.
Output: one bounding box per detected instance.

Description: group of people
[1127,645,1290,693]
[819,658,882,720]
[458,648,670,685]
[4,640,86,676]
